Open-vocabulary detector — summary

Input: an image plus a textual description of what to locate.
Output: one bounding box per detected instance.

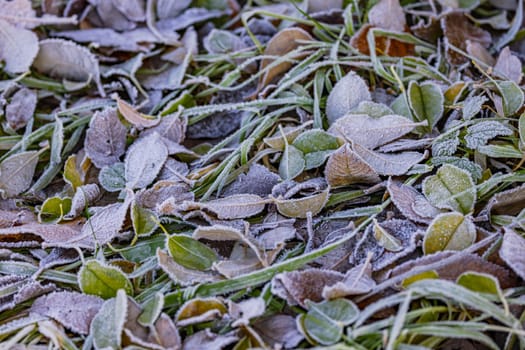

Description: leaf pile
[2,0,525,348]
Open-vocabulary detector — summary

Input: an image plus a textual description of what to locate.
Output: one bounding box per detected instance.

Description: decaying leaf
[182,329,238,350]
[32,39,105,96]
[271,269,344,307]
[176,297,227,327]
[0,19,39,74]
[252,315,304,349]
[353,143,427,176]
[322,262,376,299]
[325,144,380,187]
[116,96,159,129]
[328,114,425,150]
[255,27,313,95]
[326,72,371,124]
[65,183,100,219]
[387,179,442,224]
[494,46,522,84]
[223,164,280,197]
[30,291,104,334]
[84,108,127,169]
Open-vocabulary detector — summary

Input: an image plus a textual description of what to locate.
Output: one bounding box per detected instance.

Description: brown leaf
[350,24,415,57]
[324,144,381,187]
[271,269,344,307]
[273,188,330,218]
[116,95,159,129]
[466,40,495,66]
[253,27,313,97]
[182,329,238,350]
[0,220,85,248]
[353,143,427,176]
[252,314,304,349]
[322,262,376,299]
[157,249,220,286]
[30,291,104,335]
[175,298,227,327]
[180,194,268,220]
[441,12,492,65]
[0,276,56,313]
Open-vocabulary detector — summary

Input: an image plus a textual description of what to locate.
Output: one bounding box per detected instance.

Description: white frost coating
[125,132,168,189]
[0,19,39,73]
[326,72,371,124]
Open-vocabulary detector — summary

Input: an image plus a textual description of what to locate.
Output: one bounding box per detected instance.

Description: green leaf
[131,201,158,237]
[166,234,218,271]
[0,151,40,198]
[408,81,444,131]
[498,80,524,116]
[456,272,500,295]
[519,113,525,147]
[423,212,476,254]
[90,289,127,350]
[63,154,83,190]
[423,164,476,214]
[302,299,359,345]
[78,260,133,299]
[373,219,403,252]
[464,121,513,150]
[279,143,305,180]
[98,162,126,192]
[138,292,164,327]
[38,196,72,223]
[477,144,523,158]
[292,129,339,169]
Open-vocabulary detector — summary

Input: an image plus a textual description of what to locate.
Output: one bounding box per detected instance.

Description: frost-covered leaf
[125,133,168,189]
[166,234,218,271]
[368,0,406,31]
[182,329,238,350]
[373,219,403,251]
[142,112,186,145]
[273,188,329,218]
[279,143,305,180]
[457,272,501,295]
[271,269,343,307]
[301,299,359,345]
[181,194,267,219]
[387,179,442,224]
[5,88,37,130]
[498,80,524,116]
[432,130,460,156]
[75,190,133,248]
[0,221,84,248]
[326,72,371,124]
[464,121,513,149]
[477,144,523,158]
[353,143,427,176]
[98,162,126,192]
[176,297,227,326]
[423,164,476,214]
[30,291,104,335]
[329,114,425,150]
[131,201,157,237]
[431,156,483,181]
[263,122,312,150]
[0,151,39,198]
[494,47,522,84]
[90,289,127,349]
[223,164,280,197]
[85,108,127,169]
[0,19,38,73]
[65,184,100,219]
[322,262,376,299]
[157,249,219,286]
[324,144,380,187]
[252,315,304,349]
[229,297,266,327]
[462,95,487,120]
[292,129,339,169]
[156,0,191,18]
[79,260,133,299]
[116,96,159,129]
[204,29,245,54]
[408,81,444,131]
[33,39,104,96]
[500,227,525,280]
[38,196,71,223]
[423,212,476,254]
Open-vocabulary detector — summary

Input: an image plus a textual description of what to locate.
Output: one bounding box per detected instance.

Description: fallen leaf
[326,72,371,124]
[368,0,406,32]
[500,227,525,280]
[84,108,127,169]
[273,188,330,218]
[387,179,442,224]
[494,46,522,84]
[423,212,477,254]
[0,19,39,73]
[324,144,380,187]
[125,133,168,189]
[33,39,105,96]
[353,143,427,176]
[30,291,104,334]
[116,96,159,129]
[322,262,376,299]
[180,194,267,220]
[5,88,37,130]
[0,151,39,198]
